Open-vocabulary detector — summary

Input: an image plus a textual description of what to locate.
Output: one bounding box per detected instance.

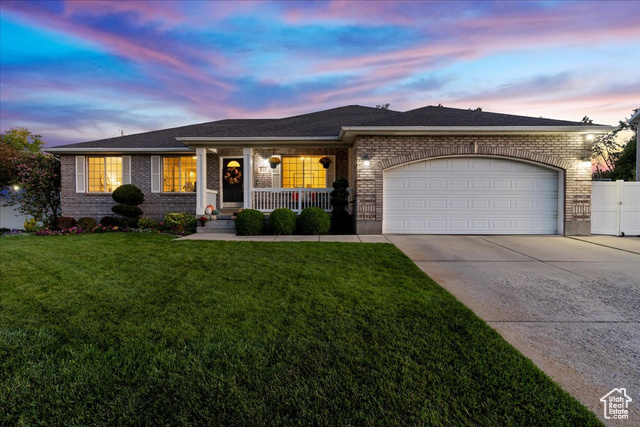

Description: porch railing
[251,188,332,213]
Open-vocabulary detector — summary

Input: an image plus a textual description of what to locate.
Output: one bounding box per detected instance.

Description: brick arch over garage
[379,145,572,171]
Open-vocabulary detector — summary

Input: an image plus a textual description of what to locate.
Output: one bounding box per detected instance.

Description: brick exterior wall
[252,148,348,188]
[351,134,592,236]
[60,148,349,220]
[60,155,196,220]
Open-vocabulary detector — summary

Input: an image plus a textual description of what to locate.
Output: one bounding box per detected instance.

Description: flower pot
[322,163,330,169]
[199,220,206,227]
[269,162,278,169]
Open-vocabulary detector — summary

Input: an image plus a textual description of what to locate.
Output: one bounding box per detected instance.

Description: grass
[0,233,602,426]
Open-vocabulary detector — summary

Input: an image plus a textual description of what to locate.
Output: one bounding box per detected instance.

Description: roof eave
[177,136,349,148]
[628,109,640,125]
[46,147,194,154]
[339,125,614,143]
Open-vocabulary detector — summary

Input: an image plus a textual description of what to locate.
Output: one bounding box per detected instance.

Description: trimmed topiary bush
[270,208,296,235]
[56,216,76,230]
[112,184,145,206]
[111,184,144,224]
[235,209,265,236]
[330,177,352,234]
[77,217,97,231]
[111,204,143,218]
[298,207,330,235]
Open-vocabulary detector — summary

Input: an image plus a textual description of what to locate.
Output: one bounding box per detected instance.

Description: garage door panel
[383,157,558,234]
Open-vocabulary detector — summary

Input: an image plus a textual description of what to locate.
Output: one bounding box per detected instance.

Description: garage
[383,157,561,234]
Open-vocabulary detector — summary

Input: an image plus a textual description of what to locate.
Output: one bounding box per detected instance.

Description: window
[87,157,122,193]
[282,156,328,188]
[163,156,196,192]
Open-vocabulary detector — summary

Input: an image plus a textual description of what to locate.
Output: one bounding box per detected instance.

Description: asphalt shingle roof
[50,104,599,151]
[361,105,591,127]
[52,119,275,149]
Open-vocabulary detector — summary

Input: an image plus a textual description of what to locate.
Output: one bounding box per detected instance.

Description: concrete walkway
[386,235,640,426]
[177,233,392,243]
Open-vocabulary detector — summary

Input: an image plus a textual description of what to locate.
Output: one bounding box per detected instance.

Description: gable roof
[47,104,611,153]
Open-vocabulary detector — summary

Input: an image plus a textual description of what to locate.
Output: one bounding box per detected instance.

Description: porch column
[196,147,207,215]
[243,147,253,208]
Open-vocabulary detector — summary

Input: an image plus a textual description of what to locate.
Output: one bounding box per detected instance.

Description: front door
[222,158,243,207]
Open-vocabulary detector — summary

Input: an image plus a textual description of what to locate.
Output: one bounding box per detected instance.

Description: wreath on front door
[224,167,242,185]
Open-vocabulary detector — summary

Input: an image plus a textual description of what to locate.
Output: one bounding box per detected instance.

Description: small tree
[330,177,351,234]
[591,110,637,180]
[9,153,61,225]
[1,128,45,152]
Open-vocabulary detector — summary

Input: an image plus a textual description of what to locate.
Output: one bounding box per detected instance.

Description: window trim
[85,156,125,194]
[280,155,335,188]
[161,156,197,194]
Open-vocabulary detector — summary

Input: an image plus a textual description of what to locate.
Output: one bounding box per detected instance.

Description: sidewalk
[177,233,391,243]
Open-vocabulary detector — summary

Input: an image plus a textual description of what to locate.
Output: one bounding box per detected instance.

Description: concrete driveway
[387,235,640,425]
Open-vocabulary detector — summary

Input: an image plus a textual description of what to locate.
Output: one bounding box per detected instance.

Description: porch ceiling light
[227,160,240,168]
[362,154,370,167]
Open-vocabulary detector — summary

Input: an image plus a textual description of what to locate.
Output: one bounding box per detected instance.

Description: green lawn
[0,234,601,426]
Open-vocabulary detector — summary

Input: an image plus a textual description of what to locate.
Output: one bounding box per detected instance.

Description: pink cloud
[63,1,187,28]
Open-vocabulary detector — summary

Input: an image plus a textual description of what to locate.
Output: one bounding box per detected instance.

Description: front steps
[198,218,235,234]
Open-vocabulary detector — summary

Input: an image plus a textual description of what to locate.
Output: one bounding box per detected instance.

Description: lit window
[163,157,196,192]
[282,156,327,188]
[87,157,122,193]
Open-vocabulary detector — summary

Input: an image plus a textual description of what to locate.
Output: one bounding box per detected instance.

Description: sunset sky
[1,0,639,147]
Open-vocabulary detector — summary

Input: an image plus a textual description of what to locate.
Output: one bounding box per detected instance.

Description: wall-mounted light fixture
[579,155,592,168]
[585,134,595,142]
[362,154,370,167]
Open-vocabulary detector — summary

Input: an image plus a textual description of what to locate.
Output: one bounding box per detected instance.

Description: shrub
[138,217,159,230]
[77,217,97,231]
[99,216,122,227]
[56,216,76,230]
[269,208,296,235]
[112,184,145,206]
[163,212,197,235]
[235,209,265,236]
[298,207,330,235]
[23,218,40,233]
[112,184,144,223]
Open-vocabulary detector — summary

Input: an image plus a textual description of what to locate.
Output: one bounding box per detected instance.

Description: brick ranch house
[47,105,612,235]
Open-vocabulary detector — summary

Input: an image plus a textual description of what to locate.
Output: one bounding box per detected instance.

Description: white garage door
[383,157,559,234]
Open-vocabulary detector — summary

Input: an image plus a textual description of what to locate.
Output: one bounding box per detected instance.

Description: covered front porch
[193,146,348,216]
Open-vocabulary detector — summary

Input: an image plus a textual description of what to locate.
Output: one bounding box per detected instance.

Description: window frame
[85,156,124,194]
[161,156,197,193]
[280,155,335,188]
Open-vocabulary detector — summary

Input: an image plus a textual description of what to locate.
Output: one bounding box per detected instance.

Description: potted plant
[319,156,332,169]
[268,156,281,169]
[198,216,208,227]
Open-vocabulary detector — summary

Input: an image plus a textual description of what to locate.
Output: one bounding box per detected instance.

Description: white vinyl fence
[0,203,28,230]
[591,181,640,236]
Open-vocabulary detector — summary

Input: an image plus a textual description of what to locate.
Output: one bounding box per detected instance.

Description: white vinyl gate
[591,181,640,236]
